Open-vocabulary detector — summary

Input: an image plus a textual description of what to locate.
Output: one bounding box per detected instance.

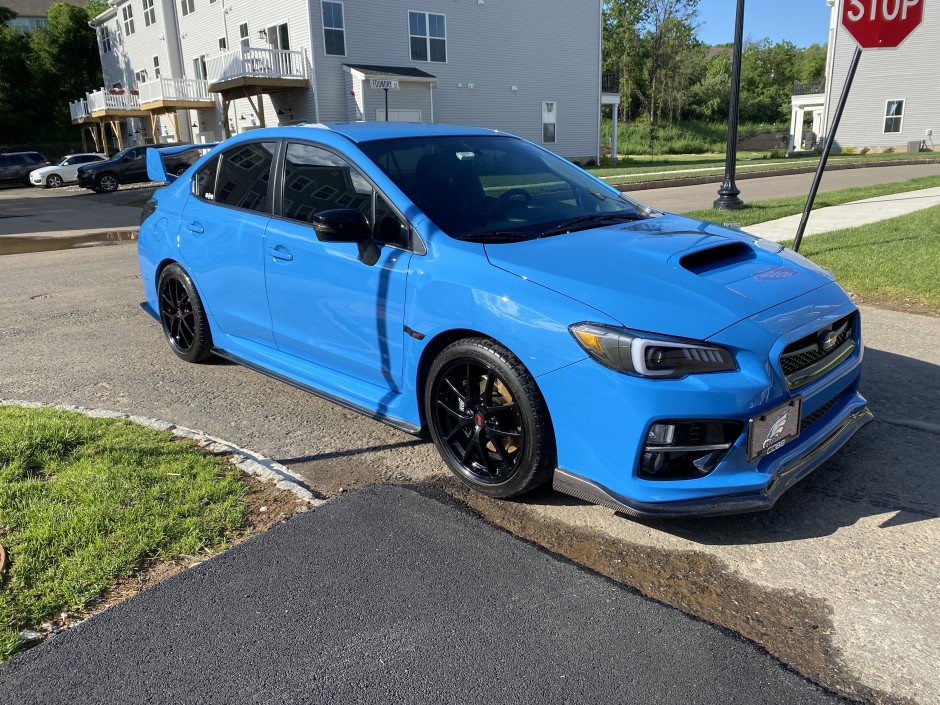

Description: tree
[603,0,705,125]
[0,2,101,144]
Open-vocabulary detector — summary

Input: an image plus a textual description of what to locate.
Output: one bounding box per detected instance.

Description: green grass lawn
[584,150,939,183]
[679,175,940,227]
[782,205,940,310]
[0,406,250,661]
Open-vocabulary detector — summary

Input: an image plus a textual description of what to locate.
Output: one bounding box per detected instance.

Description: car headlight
[569,323,736,379]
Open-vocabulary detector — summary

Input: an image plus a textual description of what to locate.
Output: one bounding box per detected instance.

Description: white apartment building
[69,0,618,163]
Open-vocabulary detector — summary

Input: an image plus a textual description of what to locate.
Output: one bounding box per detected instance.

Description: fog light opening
[639,420,743,481]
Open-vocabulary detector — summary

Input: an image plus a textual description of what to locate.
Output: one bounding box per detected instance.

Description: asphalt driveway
[0,485,845,705]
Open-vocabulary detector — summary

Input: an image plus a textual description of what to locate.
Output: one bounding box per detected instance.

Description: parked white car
[29,153,107,188]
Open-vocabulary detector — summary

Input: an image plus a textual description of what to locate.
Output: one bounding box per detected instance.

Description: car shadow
[626,347,940,543]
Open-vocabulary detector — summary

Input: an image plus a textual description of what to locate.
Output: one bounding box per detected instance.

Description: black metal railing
[792,77,826,95]
[602,72,621,93]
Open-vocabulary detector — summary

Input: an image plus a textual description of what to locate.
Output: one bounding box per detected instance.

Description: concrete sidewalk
[745,186,940,242]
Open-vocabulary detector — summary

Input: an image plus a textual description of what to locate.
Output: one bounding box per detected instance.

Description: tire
[172,164,189,177]
[157,263,213,363]
[96,173,119,192]
[46,173,63,188]
[425,337,555,498]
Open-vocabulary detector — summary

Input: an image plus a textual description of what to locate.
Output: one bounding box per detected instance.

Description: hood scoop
[680,242,756,275]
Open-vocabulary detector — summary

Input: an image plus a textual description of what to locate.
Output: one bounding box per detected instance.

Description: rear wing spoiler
[146,143,218,183]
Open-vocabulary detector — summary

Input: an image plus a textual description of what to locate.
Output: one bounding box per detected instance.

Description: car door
[176,141,278,348]
[120,146,150,181]
[263,141,413,392]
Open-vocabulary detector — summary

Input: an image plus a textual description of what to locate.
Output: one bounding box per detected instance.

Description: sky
[694,0,833,48]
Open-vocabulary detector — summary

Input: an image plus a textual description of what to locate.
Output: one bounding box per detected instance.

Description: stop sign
[842,0,924,48]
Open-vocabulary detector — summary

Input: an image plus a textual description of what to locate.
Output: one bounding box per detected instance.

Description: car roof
[320,122,502,143]
[214,122,507,148]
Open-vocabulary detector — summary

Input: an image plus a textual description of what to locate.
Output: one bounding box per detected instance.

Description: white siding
[311,0,602,160]
[824,0,939,150]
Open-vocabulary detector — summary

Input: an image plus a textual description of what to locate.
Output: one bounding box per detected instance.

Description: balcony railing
[86,88,141,113]
[206,46,306,85]
[69,99,90,121]
[138,77,212,105]
[793,77,826,96]
[602,72,621,94]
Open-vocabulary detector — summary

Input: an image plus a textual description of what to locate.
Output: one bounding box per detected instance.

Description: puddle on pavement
[0,231,137,256]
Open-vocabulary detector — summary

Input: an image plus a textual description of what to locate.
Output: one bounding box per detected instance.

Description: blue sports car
[138,123,872,517]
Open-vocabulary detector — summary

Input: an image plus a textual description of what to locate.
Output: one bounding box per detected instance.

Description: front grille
[800,393,841,432]
[780,313,855,379]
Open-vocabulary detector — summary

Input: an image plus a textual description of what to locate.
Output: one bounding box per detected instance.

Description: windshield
[358,135,646,241]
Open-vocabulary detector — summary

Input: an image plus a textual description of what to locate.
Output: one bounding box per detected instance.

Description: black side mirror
[311,208,380,266]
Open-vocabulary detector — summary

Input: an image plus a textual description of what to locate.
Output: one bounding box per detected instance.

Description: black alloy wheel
[426,338,555,498]
[46,173,63,188]
[173,165,189,177]
[157,263,213,363]
[96,173,119,192]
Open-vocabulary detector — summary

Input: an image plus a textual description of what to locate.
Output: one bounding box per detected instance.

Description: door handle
[267,246,293,262]
[185,221,204,233]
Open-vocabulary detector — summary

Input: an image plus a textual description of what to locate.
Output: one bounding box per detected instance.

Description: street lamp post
[714,0,746,211]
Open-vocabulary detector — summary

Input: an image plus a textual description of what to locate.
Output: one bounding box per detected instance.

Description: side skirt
[211,347,424,437]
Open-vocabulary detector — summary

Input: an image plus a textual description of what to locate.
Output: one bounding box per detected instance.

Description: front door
[263,141,412,392]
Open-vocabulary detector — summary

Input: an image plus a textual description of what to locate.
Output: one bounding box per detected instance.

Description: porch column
[98,120,109,156]
[81,127,88,153]
[788,106,798,153]
[611,116,619,165]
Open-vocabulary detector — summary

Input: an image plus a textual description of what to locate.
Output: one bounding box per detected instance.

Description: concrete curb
[615,157,940,192]
[0,399,326,507]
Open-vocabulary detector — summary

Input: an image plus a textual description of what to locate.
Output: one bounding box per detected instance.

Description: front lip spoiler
[552,406,874,518]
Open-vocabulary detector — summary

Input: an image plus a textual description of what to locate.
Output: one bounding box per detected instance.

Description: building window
[114,20,123,45]
[100,26,112,53]
[239,23,249,48]
[322,1,345,56]
[142,0,155,27]
[192,54,207,81]
[134,70,149,85]
[409,12,445,62]
[180,0,195,17]
[218,36,227,51]
[542,101,557,144]
[265,22,290,50]
[153,55,161,78]
[122,6,135,35]
[884,100,904,133]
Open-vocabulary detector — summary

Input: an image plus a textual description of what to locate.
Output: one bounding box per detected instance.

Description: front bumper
[537,286,868,517]
[553,405,872,517]
[76,171,97,188]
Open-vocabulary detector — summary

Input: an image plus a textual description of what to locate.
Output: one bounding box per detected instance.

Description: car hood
[30,166,56,176]
[483,214,835,340]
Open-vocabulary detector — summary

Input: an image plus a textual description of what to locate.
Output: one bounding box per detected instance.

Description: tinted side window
[214,142,276,213]
[0,157,9,167]
[282,142,371,224]
[193,155,219,201]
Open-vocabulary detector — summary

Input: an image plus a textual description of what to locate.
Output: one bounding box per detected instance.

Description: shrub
[841,147,854,155]
[859,146,870,155]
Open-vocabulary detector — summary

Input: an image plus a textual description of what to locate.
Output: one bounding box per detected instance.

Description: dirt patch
[449,484,916,705]
[25,471,308,645]
[849,292,939,318]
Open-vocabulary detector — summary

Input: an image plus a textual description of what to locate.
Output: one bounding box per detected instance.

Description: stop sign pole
[792,0,924,252]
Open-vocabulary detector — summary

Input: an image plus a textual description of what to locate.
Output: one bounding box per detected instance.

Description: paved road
[0,182,151,239]
[632,162,940,213]
[0,485,844,705]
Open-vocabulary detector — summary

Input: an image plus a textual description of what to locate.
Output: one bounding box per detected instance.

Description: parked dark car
[77,144,199,192]
[0,151,51,185]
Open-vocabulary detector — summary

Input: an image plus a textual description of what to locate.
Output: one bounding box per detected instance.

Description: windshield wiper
[541,212,643,237]
[452,230,540,243]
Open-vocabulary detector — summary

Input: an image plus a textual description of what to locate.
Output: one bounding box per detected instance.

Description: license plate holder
[747,396,802,462]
